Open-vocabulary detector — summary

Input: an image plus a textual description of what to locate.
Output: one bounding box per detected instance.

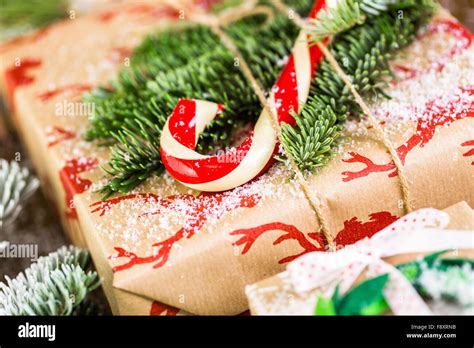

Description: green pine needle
[281,102,340,172]
[0,246,101,315]
[280,1,437,174]
[306,0,405,43]
[85,0,436,196]
[307,0,364,43]
[86,0,314,197]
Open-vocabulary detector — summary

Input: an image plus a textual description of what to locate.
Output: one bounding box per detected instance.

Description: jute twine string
[163,0,414,248]
[194,0,334,245]
[273,0,414,214]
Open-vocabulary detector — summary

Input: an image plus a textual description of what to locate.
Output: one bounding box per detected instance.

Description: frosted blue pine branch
[0,246,101,315]
[0,159,39,228]
[418,262,474,310]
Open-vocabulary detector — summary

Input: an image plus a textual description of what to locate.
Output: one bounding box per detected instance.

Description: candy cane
[161,0,328,192]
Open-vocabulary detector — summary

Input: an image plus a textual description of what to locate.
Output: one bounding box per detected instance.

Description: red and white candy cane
[161,0,328,192]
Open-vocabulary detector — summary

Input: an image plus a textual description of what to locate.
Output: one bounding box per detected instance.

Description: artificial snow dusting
[89,17,474,255]
[92,164,306,253]
[341,31,474,150]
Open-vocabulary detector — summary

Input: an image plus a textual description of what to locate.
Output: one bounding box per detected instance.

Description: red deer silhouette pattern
[96,186,397,270]
[37,83,92,102]
[46,126,76,147]
[342,86,474,181]
[91,191,262,271]
[462,140,474,165]
[230,211,398,263]
[150,301,180,316]
[59,157,98,218]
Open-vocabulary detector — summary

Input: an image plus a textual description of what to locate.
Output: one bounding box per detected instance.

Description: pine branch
[86,0,314,197]
[280,1,437,173]
[306,0,425,43]
[0,246,101,315]
[84,26,224,140]
[86,0,436,194]
[307,0,365,43]
[100,115,164,198]
[0,159,39,228]
[280,102,340,172]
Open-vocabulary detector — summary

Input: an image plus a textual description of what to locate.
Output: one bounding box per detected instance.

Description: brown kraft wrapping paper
[246,201,474,315]
[0,3,473,315]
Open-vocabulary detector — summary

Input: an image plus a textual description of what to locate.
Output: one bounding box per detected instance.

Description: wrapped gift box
[0,1,472,315]
[246,201,474,315]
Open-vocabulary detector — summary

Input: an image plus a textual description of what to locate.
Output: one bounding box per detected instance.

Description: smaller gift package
[246,201,474,315]
[0,0,473,315]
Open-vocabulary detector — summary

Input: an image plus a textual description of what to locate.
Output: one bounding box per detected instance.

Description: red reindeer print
[462,140,474,165]
[342,87,474,182]
[46,126,75,147]
[230,222,326,264]
[37,83,92,102]
[97,10,116,22]
[59,157,98,218]
[230,211,398,264]
[92,191,262,271]
[150,301,180,316]
[4,57,42,108]
[333,211,398,246]
[90,193,163,216]
[341,152,396,181]
[127,4,180,21]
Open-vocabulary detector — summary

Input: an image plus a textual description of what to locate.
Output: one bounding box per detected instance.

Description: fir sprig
[103,116,165,195]
[280,102,340,172]
[280,1,436,173]
[85,0,313,198]
[85,0,436,195]
[0,159,39,228]
[0,246,101,315]
[307,0,405,43]
[307,0,364,43]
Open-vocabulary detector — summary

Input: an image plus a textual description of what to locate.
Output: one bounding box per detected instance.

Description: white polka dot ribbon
[287,208,474,315]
